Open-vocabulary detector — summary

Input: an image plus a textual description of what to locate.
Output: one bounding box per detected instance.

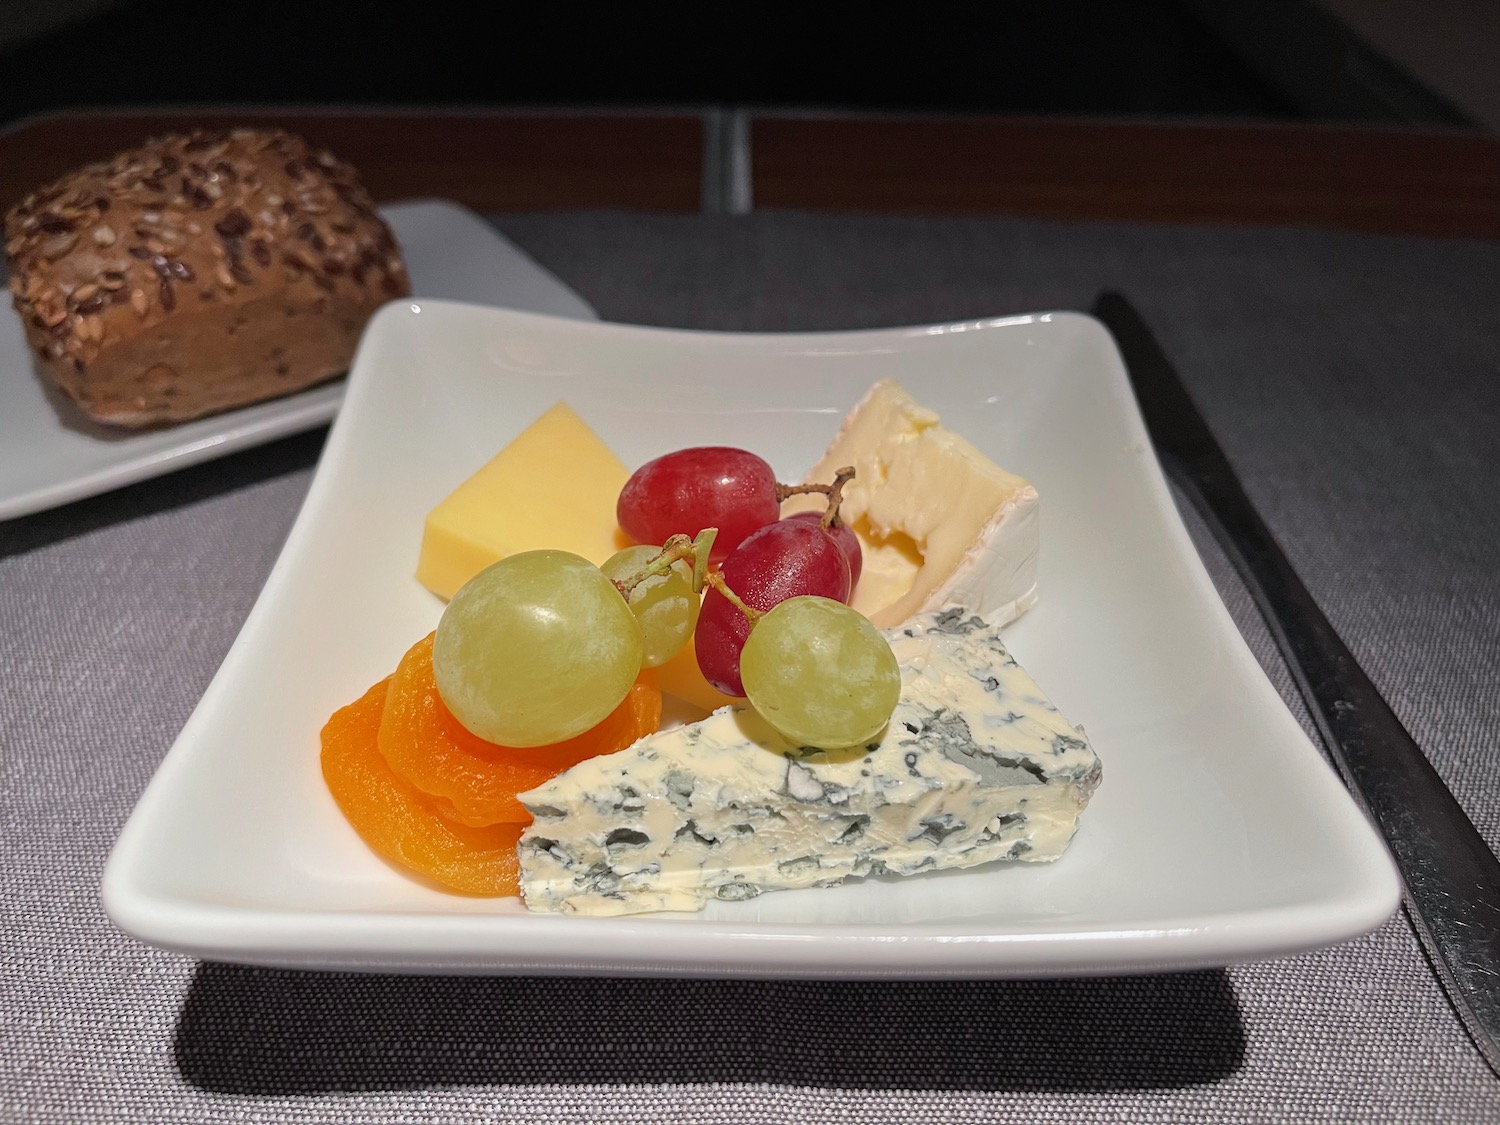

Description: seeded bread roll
[4,128,410,427]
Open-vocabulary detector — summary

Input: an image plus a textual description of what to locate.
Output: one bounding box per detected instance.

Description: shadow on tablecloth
[173,964,1245,1093]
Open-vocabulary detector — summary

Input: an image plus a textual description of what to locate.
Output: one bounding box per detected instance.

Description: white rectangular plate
[0,199,595,520]
[101,300,1400,978]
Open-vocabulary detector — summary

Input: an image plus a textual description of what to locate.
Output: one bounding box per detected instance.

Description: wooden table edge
[2,106,1496,240]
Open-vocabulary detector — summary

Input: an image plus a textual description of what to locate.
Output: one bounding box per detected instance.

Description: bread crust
[4,128,410,427]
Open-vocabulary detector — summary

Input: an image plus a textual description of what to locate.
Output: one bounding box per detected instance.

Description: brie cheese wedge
[781,378,1039,629]
[517,609,1101,916]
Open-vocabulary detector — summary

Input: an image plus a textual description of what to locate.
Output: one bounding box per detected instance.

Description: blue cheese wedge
[517,608,1101,915]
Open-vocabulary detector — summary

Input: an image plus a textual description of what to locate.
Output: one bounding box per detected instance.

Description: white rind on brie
[781,378,1040,629]
[517,609,1101,916]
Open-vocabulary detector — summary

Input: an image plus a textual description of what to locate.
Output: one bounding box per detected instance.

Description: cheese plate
[0,199,596,521]
[101,300,1400,977]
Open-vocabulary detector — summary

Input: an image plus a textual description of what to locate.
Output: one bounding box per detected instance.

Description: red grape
[617,447,779,566]
[696,518,852,696]
[785,510,862,589]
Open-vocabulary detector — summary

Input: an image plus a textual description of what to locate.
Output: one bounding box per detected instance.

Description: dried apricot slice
[320,676,523,896]
[378,633,662,827]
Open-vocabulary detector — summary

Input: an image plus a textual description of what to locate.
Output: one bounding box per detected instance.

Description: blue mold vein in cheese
[517,608,1102,915]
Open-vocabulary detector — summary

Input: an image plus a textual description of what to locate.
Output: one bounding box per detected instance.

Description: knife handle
[1092,292,1500,1075]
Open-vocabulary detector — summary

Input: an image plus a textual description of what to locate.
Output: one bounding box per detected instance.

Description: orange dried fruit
[378,632,662,827]
[320,676,523,896]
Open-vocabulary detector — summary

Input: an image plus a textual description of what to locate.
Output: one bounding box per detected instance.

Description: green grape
[433,549,643,747]
[740,595,901,750]
[599,545,700,668]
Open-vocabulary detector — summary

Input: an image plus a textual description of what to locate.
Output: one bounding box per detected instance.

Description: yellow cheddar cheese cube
[416,401,631,600]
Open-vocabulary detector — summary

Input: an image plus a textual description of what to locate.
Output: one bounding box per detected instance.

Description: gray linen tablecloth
[2,210,1497,1122]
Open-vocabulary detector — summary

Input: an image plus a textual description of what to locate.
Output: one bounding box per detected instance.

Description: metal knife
[1090,291,1500,1075]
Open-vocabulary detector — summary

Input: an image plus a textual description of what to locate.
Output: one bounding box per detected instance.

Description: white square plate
[101,300,1400,978]
[0,199,595,520]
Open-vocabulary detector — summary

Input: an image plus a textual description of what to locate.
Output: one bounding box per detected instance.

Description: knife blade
[1090,291,1500,1075]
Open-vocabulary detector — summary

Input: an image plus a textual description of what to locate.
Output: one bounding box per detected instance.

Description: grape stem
[775,465,856,531]
[703,570,764,626]
[612,528,718,600]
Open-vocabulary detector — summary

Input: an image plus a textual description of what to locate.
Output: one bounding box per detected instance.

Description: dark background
[0,0,1478,130]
